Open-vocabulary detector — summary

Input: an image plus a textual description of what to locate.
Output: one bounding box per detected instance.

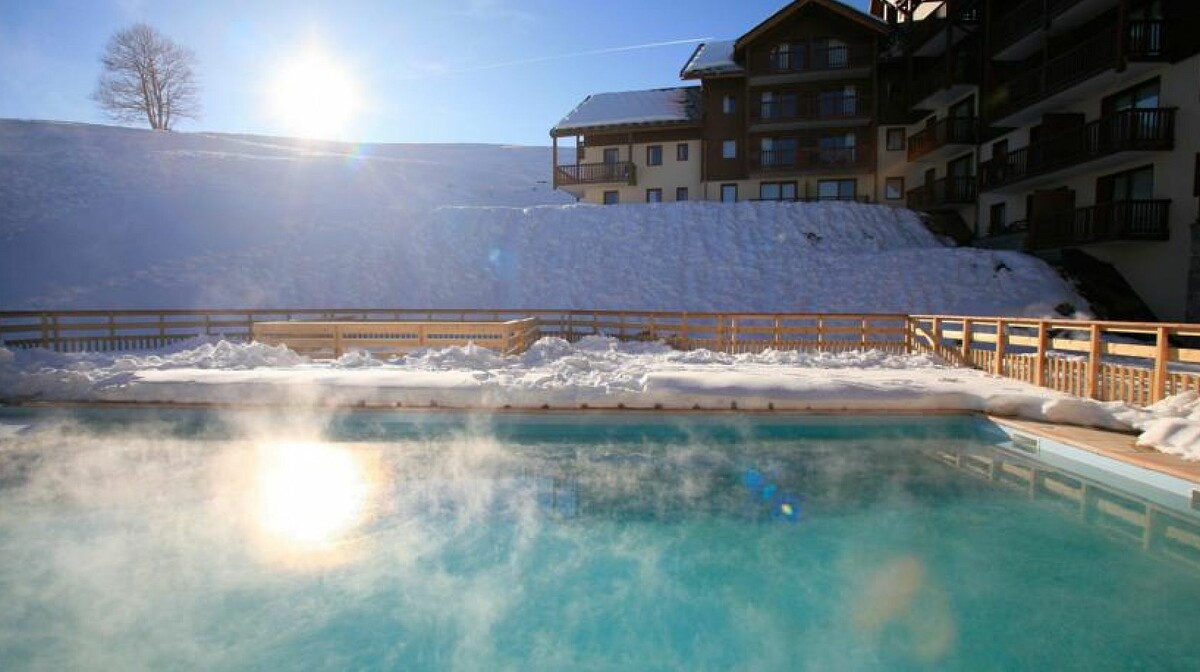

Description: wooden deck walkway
[990,416,1200,486]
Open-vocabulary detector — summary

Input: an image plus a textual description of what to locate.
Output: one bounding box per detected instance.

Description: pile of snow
[1,120,1083,315]
[6,337,1195,460]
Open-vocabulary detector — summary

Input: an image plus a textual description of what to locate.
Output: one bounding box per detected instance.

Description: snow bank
[0,120,1083,315]
[4,338,1195,459]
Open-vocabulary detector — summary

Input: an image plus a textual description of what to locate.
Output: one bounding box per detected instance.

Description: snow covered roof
[679,40,743,79]
[551,87,702,136]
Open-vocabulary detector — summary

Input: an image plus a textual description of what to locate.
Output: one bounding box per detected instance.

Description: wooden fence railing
[252,318,540,358]
[909,315,1200,405]
[4,309,1200,407]
[0,309,909,355]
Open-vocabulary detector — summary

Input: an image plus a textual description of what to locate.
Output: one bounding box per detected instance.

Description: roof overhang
[734,0,889,53]
[551,121,703,139]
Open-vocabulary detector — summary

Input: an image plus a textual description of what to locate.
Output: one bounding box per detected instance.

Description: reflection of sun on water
[255,442,373,551]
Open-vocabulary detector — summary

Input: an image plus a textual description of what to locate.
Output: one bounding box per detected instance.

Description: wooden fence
[3,309,1200,407]
[909,315,1200,405]
[0,309,909,356]
[252,318,540,357]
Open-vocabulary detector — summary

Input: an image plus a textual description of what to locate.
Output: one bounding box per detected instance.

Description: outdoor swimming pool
[1,408,1198,670]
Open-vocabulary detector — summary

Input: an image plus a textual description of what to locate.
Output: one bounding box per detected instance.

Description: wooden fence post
[961,318,972,361]
[1152,326,1169,403]
[993,319,1006,376]
[904,316,913,353]
[931,317,942,356]
[1086,324,1102,400]
[1034,321,1047,388]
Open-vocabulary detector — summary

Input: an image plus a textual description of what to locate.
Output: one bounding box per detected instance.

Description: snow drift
[0,120,1083,315]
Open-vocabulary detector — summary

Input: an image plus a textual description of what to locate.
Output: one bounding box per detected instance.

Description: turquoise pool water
[1,409,1198,671]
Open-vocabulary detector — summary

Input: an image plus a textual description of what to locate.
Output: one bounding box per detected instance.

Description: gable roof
[550,87,703,137]
[735,0,888,52]
[679,40,743,79]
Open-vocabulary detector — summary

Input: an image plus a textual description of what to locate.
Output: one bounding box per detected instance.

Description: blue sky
[0,0,873,146]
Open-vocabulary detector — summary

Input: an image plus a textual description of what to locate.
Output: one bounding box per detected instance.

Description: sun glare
[267,48,362,140]
[255,441,372,548]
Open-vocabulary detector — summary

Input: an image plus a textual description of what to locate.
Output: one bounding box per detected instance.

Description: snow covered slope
[0,120,1083,315]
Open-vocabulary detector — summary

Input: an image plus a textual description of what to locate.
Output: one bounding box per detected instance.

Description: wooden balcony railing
[991,22,1165,121]
[750,146,873,173]
[554,161,636,187]
[906,175,977,210]
[1128,20,1165,59]
[993,0,1094,54]
[907,117,979,161]
[752,93,871,124]
[980,108,1176,191]
[1027,199,1171,250]
[749,41,874,75]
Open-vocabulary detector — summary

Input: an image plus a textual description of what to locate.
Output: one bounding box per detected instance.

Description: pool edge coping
[4,400,1197,488]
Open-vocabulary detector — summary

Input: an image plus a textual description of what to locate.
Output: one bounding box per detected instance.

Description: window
[721,184,738,203]
[759,182,797,201]
[817,179,856,201]
[676,143,689,161]
[760,137,796,167]
[646,188,662,203]
[989,202,1007,235]
[646,145,663,166]
[676,187,689,202]
[819,38,848,69]
[722,140,737,159]
[1098,165,1154,202]
[1105,78,1161,114]
[886,128,906,151]
[817,133,856,166]
[603,191,619,205]
[884,177,904,200]
[722,95,736,114]
[770,43,792,71]
[603,148,619,164]
[818,85,857,117]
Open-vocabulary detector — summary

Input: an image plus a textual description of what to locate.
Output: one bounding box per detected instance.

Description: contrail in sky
[401,37,712,79]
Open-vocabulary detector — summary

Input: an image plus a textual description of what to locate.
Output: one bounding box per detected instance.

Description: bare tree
[93,23,199,131]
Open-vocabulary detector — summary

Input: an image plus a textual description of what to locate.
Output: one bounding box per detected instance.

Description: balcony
[553,161,636,188]
[749,147,873,175]
[906,175,977,210]
[993,0,1114,61]
[906,0,982,57]
[750,93,872,129]
[989,21,1165,126]
[979,108,1176,192]
[1027,200,1170,250]
[910,51,980,112]
[907,117,979,162]
[748,42,874,85]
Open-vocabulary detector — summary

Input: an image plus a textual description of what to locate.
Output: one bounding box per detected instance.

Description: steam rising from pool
[1,410,1199,670]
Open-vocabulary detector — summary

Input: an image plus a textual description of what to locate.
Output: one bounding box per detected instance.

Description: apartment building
[551,0,888,204]
[549,0,1200,319]
[876,0,1200,320]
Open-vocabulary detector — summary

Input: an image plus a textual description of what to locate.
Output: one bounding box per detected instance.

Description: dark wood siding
[702,78,748,181]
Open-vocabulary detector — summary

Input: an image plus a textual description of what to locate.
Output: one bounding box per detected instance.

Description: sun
[267,47,362,140]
